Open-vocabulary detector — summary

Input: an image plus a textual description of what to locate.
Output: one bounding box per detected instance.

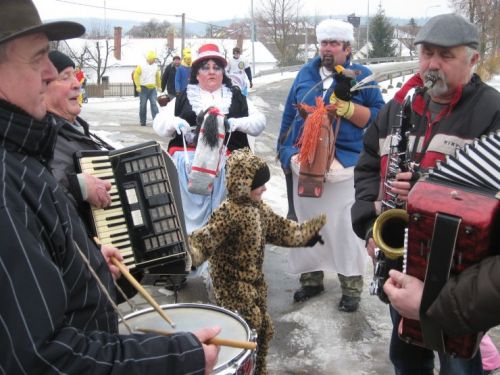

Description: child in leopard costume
[189,148,326,375]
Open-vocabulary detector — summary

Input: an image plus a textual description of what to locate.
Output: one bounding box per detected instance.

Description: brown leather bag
[296,97,339,198]
[157,94,170,107]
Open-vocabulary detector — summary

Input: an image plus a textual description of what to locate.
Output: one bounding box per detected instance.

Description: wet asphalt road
[80,76,499,374]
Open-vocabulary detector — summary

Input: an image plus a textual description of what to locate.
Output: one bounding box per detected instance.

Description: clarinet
[369,94,413,303]
[370,74,438,303]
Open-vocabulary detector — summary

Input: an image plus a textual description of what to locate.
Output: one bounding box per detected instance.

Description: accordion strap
[419,213,461,352]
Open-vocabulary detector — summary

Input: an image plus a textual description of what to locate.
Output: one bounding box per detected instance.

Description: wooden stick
[109,257,176,328]
[136,327,257,350]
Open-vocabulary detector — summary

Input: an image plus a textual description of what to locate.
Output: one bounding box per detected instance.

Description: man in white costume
[278,19,384,312]
[226,46,253,96]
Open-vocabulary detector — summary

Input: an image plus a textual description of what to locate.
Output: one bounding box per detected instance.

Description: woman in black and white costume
[153,43,266,235]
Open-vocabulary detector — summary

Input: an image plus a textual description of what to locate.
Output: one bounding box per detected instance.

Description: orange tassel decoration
[296,97,336,166]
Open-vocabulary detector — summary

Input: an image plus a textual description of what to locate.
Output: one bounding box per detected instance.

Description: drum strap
[419,213,461,352]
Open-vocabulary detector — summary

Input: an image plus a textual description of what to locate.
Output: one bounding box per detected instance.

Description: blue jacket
[175,65,191,93]
[277,56,385,169]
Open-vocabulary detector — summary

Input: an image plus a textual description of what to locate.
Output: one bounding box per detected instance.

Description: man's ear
[470,50,480,67]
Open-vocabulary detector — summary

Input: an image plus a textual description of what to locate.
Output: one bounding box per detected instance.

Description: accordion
[76,141,189,275]
[400,131,500,358]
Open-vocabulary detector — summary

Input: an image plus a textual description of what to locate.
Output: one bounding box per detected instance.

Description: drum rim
[120,303,255,373]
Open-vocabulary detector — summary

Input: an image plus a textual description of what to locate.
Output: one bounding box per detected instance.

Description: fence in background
[86,56,418,98]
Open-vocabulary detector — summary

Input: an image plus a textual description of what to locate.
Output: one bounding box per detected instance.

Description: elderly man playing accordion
[352,13,500,375]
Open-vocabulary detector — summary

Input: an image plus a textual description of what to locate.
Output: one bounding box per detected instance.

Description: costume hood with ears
[225,148,269,201]
[181,48,192,67]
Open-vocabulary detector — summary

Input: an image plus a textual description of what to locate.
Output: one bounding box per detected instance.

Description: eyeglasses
[199,64,223,72]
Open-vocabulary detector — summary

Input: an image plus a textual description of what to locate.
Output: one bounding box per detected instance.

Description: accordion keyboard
[76,141,187,271]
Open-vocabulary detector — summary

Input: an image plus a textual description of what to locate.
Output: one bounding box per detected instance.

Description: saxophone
[369,73,438,303]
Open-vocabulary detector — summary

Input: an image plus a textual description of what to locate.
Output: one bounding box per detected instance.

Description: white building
[61,28,277,84]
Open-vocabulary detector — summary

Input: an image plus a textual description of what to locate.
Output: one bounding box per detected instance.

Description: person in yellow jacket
[133,51,161,126]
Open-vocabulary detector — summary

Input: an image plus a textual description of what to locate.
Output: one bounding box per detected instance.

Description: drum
[119,303,256,374]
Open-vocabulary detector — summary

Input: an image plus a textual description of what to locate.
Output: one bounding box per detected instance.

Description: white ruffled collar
[186,84,233,115]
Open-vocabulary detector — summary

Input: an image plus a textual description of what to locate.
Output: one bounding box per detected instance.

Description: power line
[54,0,235,30]
[55,0,180,18]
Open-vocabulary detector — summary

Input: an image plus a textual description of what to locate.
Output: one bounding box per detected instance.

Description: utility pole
[366,0,370,56]
[181,13,186,52]
[251,0,256,76]
[304,25,308,63]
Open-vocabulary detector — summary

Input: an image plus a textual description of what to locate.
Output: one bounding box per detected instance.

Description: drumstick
[109,257,176,328]
[136,327,257,350]
[94,237,176,328]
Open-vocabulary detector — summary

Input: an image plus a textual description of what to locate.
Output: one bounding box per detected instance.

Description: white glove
[227,118,238,132]
[174,119,190,135]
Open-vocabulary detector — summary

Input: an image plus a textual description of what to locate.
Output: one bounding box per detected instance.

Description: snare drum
[119,303,256,374]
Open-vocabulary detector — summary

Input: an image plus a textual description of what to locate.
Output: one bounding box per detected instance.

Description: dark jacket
[161,62,177,95]
[351,74,500,336]
[49,115,113,229]
[426,255,500,336]
[0,100,205,374]
[352,73,500,241]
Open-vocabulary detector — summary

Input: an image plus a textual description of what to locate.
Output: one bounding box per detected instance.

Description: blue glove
[174,120,190,135]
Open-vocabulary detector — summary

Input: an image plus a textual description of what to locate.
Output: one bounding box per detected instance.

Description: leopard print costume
[190,148,326,375]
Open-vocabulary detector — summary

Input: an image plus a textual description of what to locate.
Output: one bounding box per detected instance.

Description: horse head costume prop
[295,96,340,198]
[188,107,229,195]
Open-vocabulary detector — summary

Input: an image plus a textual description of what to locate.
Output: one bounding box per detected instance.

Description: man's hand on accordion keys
[100,244,125,280]
[81,173,112,208]
[383,269,424,321]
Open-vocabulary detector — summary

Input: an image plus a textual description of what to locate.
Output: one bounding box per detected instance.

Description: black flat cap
[414,13,479,49]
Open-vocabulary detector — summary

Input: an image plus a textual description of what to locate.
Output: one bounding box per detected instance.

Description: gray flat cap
[414,13,479,49]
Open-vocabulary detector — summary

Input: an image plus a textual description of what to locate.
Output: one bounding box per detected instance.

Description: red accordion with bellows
[400,131,500,358]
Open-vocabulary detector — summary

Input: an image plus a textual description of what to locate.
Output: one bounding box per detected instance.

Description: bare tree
[256,0,301,66]
[452,0,500,75]
[56,23,113,84]
[397,18,419,56]
[128,19,172,38]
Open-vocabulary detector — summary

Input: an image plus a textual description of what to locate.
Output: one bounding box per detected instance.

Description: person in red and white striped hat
[153,43,266,235]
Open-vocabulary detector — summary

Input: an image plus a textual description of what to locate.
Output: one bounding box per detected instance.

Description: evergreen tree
[368,5,397,57]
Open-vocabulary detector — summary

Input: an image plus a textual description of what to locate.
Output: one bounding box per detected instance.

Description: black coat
[0,100,205,374]
[161,62,177,95]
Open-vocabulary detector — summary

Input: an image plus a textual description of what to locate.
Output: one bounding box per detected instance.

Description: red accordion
[400,177,499,358]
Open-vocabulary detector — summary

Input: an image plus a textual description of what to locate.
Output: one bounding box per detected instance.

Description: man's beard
[423,69,448,97]
[321,54,335,70]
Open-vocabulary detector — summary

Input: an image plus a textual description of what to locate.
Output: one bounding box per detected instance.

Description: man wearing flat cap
[352,13,500,374]
[0,1,219,373]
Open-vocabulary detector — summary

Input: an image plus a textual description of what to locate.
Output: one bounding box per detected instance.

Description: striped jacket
[0,100,205,374]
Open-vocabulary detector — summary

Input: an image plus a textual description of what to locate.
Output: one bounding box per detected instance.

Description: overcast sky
[34,0,454,24]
